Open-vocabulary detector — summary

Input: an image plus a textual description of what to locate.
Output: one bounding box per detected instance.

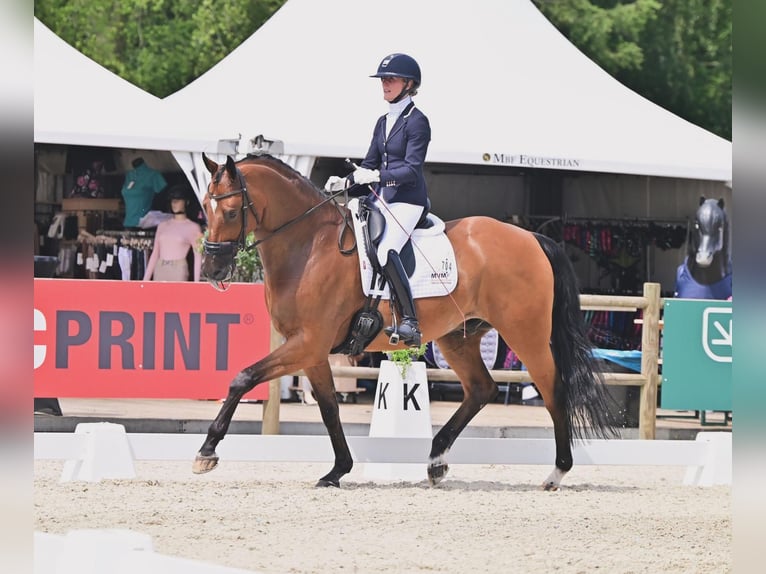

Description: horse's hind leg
[506,339,572,491]
[303,362,354,488]
[428,328,498,485]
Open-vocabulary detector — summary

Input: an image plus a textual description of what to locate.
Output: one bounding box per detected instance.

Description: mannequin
[143,185,203,282]
[121,156,167,228]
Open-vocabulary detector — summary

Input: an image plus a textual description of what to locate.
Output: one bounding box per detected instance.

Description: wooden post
[261,321,281,435]
[638,282,661,439]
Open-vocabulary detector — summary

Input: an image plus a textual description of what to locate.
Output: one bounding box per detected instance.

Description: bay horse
[675,197,732,300]
[193,154,616,490]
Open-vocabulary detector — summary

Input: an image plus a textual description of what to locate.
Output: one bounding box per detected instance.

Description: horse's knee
[229,371,257,394]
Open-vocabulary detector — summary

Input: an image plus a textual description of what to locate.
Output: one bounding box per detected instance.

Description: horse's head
[201,153,259,288]
[692,197,728,268]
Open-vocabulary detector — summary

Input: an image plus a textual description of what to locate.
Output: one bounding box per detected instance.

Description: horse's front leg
[192,338,305,475]
[303,362,354,488]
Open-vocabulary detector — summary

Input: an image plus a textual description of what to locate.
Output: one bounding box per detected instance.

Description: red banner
[34,279,271,399]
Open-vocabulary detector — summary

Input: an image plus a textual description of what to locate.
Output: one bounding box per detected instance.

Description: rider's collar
[387,96,413,117]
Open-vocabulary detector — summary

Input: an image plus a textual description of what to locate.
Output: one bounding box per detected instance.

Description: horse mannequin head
[688,196,731,282]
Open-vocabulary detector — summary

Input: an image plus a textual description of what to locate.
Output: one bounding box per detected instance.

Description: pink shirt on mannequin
[143,200,203,281]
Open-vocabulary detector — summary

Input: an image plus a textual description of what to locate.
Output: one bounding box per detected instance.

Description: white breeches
[373,200,425,266]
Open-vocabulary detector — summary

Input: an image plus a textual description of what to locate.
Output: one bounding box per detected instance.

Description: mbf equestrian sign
[33,279,271,399]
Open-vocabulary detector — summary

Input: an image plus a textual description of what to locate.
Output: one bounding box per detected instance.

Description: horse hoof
[428,462,449,485]
[192,453,219,474]
[315,478,340,488]
[542,467,565,491]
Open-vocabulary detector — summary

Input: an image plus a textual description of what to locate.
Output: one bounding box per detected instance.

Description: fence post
[638,282,661,439]
[262,321,281,435]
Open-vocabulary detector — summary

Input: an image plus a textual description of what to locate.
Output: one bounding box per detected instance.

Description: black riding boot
[383,250,421,347]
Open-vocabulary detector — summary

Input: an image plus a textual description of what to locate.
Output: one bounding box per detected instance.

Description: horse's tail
[534,233,618,441]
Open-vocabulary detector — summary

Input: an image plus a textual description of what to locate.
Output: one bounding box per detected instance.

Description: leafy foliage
[533,0,731,139]
[233,231,264,283]
[34,0,284,98]
[389,344,427,379]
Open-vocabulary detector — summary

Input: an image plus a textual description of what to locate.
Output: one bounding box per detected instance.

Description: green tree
[621,0,732,140]
[533,0,661,76]
[533,0,731,139]
[35,0,284,98]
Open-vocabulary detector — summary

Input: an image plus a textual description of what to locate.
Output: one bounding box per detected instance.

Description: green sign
[661,299,732,411]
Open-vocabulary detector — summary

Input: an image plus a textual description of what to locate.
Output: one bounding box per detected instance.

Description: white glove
[352,167,380,185]
[324,176,348,193]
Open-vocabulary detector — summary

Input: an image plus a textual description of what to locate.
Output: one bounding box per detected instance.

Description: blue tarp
[591,349,642,373]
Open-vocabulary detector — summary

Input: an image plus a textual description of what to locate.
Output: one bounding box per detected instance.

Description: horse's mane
[236,154,325,200]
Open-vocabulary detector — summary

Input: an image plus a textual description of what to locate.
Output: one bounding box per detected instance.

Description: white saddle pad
[348,197,458,300]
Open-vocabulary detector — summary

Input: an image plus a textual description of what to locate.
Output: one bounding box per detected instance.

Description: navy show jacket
[359,102,431,207]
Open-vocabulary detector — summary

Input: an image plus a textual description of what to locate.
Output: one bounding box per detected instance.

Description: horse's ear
[225,155,237,180]
[718,198,725,209]
[699,196,706,205]
[202,153,218,176]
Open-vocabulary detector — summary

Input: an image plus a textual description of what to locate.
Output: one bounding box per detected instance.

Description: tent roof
[33,19,229,153]
[166,0,731,181]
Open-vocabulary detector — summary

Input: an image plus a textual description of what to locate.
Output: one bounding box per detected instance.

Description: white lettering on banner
[33,307,241,371]
[34,308,47,369]
[702,307,733,363]
[482,152,581,168]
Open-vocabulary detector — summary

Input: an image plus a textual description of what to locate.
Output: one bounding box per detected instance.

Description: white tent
[165,0,731,182]
[33,18,238,198]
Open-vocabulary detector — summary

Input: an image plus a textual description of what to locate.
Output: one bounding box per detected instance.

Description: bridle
[203,167,259,259]
[203,165,356,287]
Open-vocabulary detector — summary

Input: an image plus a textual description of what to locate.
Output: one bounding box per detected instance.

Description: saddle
[331,196,434,356]
[360,195,433,277]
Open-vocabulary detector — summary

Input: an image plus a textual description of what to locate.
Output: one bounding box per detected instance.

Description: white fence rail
[33,423,731,486]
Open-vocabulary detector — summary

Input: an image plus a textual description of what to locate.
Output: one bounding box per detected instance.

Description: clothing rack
[78,229,155,250]
[95,229,155,237]
[531,214,689,227]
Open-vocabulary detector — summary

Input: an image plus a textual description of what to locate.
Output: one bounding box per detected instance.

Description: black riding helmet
[370,53,421,102]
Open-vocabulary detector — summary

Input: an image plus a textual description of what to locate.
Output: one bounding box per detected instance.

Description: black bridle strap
[206,167,260,255]
[206,165,355,253]
[246,186,350,251]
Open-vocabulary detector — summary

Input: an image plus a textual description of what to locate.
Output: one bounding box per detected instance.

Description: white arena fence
[33,423,731,487]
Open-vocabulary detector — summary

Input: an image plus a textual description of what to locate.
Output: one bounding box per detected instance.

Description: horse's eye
[224,210,239,222]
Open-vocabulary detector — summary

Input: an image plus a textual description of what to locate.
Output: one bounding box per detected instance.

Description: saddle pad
[348,197,458,300]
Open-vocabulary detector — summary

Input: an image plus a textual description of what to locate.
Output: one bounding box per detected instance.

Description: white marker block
[60,422,136,483]
[364,360,432,482]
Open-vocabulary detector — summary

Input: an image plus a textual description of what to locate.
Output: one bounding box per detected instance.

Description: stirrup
[384,324,400,345]
[384,322,421,347]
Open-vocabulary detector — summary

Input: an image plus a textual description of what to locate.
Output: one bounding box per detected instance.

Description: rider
[325,53,431,347]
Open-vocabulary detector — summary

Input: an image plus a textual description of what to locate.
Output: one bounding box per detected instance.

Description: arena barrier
[34,422,731,487]
[262,282,663,439]
[35,529,262,574]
